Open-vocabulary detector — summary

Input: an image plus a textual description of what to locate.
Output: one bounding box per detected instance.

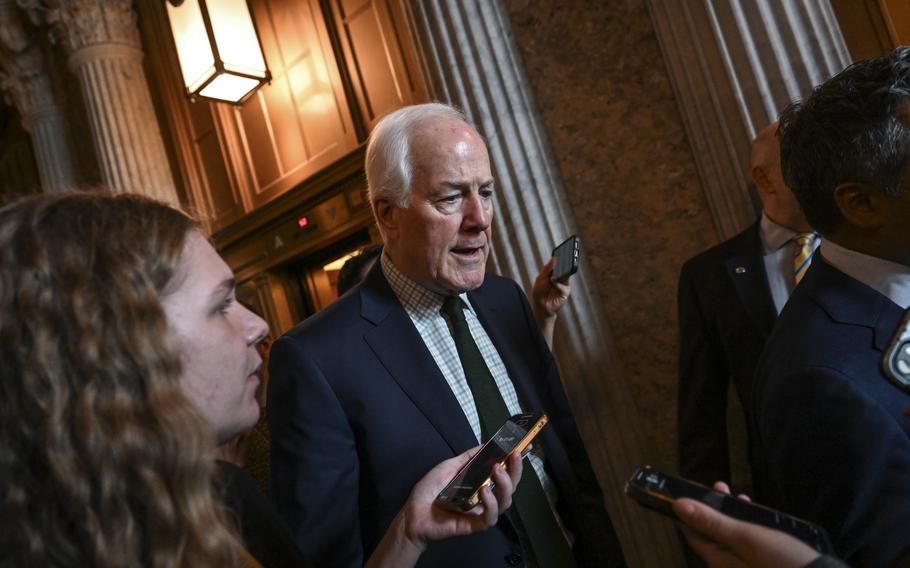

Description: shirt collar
[759,211,799,253]
[821,239,910,309]
[380,253,473,317]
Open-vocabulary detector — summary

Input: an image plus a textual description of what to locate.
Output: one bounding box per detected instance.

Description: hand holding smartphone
[625,465,834,554]
[435,412,548,512]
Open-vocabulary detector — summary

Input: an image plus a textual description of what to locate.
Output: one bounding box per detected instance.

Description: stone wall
[506,0,721,472]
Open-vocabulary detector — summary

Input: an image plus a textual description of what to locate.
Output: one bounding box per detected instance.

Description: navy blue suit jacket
[267,263,622,568]
[678,221,777,490]
[753,255,910,567]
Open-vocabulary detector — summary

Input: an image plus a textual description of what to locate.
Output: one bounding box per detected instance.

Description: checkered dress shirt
[381,253,557,506]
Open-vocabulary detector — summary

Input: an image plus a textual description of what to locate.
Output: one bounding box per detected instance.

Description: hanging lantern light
[165,0,271,104]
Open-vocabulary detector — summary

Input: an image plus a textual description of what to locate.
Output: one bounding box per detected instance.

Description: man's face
[383,119,494,294]
[761,134,811,232]
[161,231,269,445]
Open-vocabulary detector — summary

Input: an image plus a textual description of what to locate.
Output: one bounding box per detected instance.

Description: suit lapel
[724,222,778,338]
[468,282,545,413]
[358,265,479,455]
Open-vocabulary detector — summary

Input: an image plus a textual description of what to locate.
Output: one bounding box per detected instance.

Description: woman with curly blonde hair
[0,192,520,567]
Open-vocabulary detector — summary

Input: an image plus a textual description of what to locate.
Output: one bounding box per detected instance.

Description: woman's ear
[833,182,886,229]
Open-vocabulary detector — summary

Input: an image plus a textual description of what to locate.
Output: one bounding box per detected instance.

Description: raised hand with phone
[532,235,580,348]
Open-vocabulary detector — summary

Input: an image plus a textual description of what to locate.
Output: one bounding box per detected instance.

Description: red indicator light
[297,216,309,229]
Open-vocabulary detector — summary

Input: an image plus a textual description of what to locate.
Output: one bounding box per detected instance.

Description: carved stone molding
[645,0,851,239]
[45,0,140,54]
[404,0,685,564]
[0,0,76,192]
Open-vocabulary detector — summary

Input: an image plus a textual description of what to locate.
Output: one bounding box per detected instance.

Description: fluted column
[0,0,76,193]
[48,0,178,204]
[646,0,851,238]
[406,1,684,565]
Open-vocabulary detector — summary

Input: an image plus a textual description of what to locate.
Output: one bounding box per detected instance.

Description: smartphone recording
[435,412,548,512]
[552,235,580,281]
[625,465,833,554]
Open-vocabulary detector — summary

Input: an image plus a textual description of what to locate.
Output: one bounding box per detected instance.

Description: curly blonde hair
[0,192,242,566]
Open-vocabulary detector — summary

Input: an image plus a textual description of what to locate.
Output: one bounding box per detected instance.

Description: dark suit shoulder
[282,287,364,340]
[680,222,761,277]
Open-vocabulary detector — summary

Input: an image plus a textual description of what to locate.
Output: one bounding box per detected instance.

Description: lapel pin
[735,267,746,274]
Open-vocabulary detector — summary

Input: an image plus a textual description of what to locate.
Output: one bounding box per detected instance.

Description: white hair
[365,103,474,237]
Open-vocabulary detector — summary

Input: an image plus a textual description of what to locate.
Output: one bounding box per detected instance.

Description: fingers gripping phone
[435,412,548,513]
[882,308,910,393]
[625,465,834,554]
[552,235,581,280]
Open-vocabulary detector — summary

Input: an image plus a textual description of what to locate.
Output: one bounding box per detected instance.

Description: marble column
[405,1,684,564]
[646,0,852,238]
[48,0,178,205]
[0,0,76,193]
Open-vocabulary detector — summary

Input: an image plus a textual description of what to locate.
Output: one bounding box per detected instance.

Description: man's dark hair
[337,244,383,296]
[779,46,910,235]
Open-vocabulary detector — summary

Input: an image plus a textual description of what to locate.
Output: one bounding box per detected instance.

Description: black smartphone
[882,308,910,393]
[435,412,548,513]
[625,466,834,554]
[552,235,580,280]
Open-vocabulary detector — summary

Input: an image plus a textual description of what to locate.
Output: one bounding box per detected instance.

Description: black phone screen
[436,412,546,511]
[445,421,527,493]
[552,235,580,280]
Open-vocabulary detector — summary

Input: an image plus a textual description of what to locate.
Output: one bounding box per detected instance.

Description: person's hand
[531,257,571,349]
[401,447,523,550]
[366,447,523,568]
[673,482,820,568]
[532,257,571,320]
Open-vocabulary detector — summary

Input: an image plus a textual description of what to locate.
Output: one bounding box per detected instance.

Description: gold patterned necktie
[793,232,818,285]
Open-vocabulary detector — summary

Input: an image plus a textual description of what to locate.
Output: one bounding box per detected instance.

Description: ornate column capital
[44,0,140,56]
[0,52,57,119]
[0,0,77,192]
[0,0,55,116]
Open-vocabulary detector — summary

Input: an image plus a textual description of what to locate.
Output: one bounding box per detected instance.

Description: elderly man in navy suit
[753,48,910,567]
[268,103,624,568]
[677,121,816,497]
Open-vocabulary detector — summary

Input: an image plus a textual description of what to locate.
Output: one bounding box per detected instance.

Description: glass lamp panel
[165,0,217,93]
[198,74,261,103]
[208,0,268,78]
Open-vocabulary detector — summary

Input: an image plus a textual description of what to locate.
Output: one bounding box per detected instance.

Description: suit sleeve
[677,261,732,485]
[759,367,910,567]
[267,335,362,568]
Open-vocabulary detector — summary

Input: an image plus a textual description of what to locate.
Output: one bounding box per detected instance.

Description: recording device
[552,235,581,280]
[882,308,910,394]
[435,412,548,513]
[625,465,834,554]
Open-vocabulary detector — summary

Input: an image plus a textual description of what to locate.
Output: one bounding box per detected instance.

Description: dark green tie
[441,296,576,568]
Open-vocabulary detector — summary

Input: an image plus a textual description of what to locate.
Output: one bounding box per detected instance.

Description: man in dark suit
[268,103,624,568]
[753,48,910,566]
[677,122,815,494]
